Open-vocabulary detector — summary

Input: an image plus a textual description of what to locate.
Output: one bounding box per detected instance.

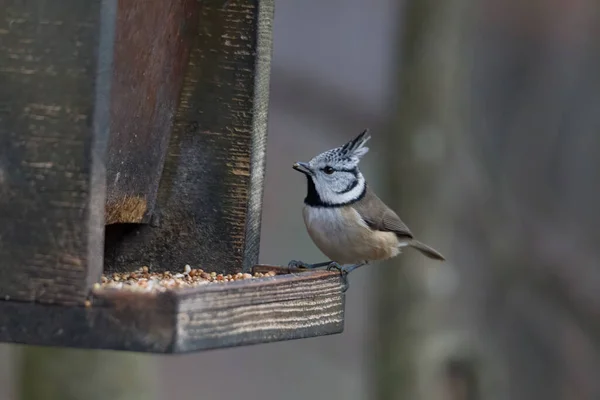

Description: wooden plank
[104,0,274,274]
[174,268,344,352]
[105,0,199,225]
[0,268,345,353]
[0,0,117,305]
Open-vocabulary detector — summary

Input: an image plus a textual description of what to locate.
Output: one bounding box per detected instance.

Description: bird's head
[293,129,371,207]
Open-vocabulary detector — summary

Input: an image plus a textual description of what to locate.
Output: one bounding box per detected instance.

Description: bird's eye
[323,166,334,174]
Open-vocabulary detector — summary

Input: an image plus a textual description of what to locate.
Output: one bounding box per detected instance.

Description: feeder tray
[0,266,344,353]
[0,0,346,353]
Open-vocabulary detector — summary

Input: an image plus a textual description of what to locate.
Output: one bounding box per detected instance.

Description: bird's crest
[315,129,371,165]
[339,129,371,160]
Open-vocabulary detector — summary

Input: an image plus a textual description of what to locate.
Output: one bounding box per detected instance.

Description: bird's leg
[341,262,368,275]
[287,260,334,269]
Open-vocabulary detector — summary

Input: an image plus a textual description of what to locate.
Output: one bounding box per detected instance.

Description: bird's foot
[287,260,310,269]
[325,262,343,272]
[322,262,350,292]
[287,260,333,269]
[328,262,368,293]
[287,260,367,291]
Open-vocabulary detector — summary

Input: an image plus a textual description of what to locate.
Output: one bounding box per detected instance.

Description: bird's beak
[293,161,311,175]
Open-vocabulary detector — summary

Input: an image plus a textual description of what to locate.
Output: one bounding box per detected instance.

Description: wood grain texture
[174,267,343,352]
[0,268,345,353]
[105,0,198,224]
[104,0,274,274]
[0,0,117,305]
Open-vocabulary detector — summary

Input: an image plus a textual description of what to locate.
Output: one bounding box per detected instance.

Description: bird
[288,129,445,291]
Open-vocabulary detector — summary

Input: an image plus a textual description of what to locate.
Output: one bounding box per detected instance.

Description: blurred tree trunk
[375,0,600,399]
[373,0,479,398]
[19,347,157,400]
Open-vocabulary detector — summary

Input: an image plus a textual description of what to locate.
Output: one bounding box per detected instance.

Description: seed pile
[95,265,277,293]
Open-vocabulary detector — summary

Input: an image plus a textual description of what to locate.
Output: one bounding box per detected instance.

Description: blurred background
[3,0,600,398]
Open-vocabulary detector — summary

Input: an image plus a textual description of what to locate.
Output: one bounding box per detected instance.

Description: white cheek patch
[316,174,365,205]
[333,175,365,204]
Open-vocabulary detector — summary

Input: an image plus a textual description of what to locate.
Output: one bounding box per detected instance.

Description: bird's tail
[408,240,445,261]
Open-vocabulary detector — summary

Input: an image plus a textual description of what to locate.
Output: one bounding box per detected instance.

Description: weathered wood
[105,0,198,225]
[0,0,116,305]
[104,0,274,274]
[0,268,345,353]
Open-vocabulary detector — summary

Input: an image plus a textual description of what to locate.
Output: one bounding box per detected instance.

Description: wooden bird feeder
[0,0,345,353]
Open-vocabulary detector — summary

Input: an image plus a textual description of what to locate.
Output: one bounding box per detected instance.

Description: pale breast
[302,205,401,264]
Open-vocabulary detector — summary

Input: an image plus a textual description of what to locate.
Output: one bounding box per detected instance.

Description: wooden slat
[0,0,117,305]
[0,268,345,353]
[105,0,198,224]
[104,0,274,274]
[174,268,343,352]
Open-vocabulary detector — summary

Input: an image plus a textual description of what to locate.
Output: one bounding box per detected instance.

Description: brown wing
[352,187,414,239]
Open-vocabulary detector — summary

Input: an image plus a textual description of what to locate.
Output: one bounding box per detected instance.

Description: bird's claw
[329,262,368,293]
[324,263,351,292]
[339,269,350,293]
[326,262,342,272]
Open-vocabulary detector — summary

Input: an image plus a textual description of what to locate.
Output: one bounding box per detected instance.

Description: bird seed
[96,265,276,293]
